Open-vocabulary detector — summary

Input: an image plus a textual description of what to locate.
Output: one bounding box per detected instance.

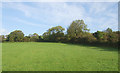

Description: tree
[48,26,65,34]
[93,31,108,42]
[67,20,90,43]
[67,20,90,38]
[8,30,24,42]
[105,28,112,33]
[107,32,118,43]
[38,36,43,42]
[43,26,65,42]
[43,32,50,41]
[0,35,5,42]
[0,35,2,42]
[29,33,39,42]
[23,36,30,42]
[81,32,97,43]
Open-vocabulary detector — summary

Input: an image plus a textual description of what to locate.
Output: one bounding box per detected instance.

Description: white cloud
[0,28,9,35]
[3,3,37,17]
[82,2,118,31]
[89,3,109,14]
[98,18,118,30]
[3,2,86,26]
[14,17,49,28]
[2,0,119,2]
[30,2,86,27]
[2,2,118,33]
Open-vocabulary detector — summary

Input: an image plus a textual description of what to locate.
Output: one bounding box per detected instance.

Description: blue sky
[1,2,118,36]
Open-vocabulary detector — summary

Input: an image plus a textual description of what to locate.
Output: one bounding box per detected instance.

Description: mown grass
[2,42,118,71]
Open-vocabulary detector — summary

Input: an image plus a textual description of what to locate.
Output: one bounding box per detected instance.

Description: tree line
[0,20,119,47]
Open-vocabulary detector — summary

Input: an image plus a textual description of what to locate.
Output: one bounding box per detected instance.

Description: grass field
[2,42,118,71]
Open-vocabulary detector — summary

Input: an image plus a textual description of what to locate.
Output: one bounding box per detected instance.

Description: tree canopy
[43,26,65,42]
[67,20,90,38]
[1,19,119,48]
[8,30,24,42]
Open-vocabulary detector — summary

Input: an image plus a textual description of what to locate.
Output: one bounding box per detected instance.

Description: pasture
[2,42,118,71]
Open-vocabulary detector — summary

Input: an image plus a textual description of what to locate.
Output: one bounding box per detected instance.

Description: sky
[1,2,118,36]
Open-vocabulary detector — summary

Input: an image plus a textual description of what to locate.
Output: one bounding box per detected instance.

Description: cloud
[14,17,49,28]
[89,3,109,14]
[0,28,9,35]
[3,3,37,17]
[34,3,86,25]
[81,2,118,32]
[2,0,119,2]
[2,2,118,33]
[98,18,118,30]
[3,2,86,27]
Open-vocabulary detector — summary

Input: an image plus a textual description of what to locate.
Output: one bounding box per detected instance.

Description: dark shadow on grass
[61,42,118,52]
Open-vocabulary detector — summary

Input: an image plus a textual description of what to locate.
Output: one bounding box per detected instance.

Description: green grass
[2,42,118,71]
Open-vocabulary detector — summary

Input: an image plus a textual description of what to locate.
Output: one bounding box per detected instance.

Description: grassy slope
[2,42,118,71]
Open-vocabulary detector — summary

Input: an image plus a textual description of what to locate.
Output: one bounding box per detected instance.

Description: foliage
[93,31,108,42]
[29,33,39,42]
[67,20,89,38]
[43,26,65,42]
[23,36,30,42]
[105,28,112,33]
[1,20,119,47]
[7,30,24,42]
